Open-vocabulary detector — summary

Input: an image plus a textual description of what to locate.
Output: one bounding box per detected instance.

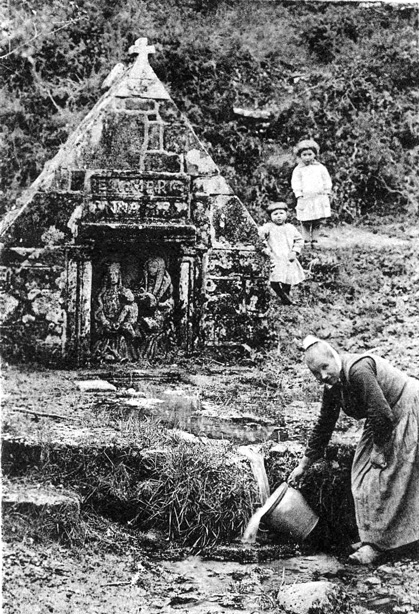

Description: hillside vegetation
[2,0,418,222]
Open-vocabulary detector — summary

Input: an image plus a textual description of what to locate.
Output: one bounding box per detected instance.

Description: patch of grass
[3,417,258,551]
[134,441,258,550]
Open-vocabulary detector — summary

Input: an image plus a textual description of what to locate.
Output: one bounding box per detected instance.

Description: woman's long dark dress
[305,353,419,550]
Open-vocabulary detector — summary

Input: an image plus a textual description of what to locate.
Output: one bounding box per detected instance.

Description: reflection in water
[116,393,277,444]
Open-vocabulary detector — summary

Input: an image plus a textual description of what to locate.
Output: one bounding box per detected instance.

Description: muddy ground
[2,221,419,613]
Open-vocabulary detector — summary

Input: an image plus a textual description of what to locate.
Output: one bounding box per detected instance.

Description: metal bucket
[264,482,319,540]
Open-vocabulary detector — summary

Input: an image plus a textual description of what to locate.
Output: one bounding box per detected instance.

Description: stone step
[3,482,81,515]
[2,480,81,543]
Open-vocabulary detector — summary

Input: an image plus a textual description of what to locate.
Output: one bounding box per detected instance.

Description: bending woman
[289,335,419,564]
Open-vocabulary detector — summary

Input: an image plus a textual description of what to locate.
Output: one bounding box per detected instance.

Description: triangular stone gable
[1,37,258,251]
[0,38,269,363]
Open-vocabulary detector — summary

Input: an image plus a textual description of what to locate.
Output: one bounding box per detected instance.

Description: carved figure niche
[92,255,174,363]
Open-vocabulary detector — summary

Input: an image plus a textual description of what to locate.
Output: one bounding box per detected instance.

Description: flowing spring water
[237,446,274,544]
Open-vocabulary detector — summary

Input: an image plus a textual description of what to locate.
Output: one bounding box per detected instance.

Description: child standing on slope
[291,139,332,247]
[258,201,305,305]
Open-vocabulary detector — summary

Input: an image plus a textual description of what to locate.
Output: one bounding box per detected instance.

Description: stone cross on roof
[128,37,156,78]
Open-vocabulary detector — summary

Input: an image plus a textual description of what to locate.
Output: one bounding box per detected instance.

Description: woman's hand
[288,463,307,486]
[288,456,312,486]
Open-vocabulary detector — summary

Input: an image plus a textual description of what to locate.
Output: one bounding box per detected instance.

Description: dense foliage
[1,0,418,222]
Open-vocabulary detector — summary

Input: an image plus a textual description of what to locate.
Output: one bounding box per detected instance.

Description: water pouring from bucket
[242,482,319,543]
[238,447,318,544]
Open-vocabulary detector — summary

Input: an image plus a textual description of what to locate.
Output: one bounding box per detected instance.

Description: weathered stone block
[70,170,85,191]
[244,278,271,313]
[4,194,80,247]
[113,98,126,110]
[0,253,66,362]
[87,114,146,169]
[115,78,170,100]
[101,62,126,90]
[53,168,71,191]
[191,194,211,209]
[0,292,19,323]
[143,153,182,173]
[158,100,187,123]
[2,482,81,543]
[3,485,81,516]
[125,98,156,112]
[76,379,117,392]
[193,175,233,196]
[185,149,218,176]
[277,581,344,614]
[208,248,267,277]
[148,122,162,150]
[191,196,211,245]
[163,124,201,154]
[202,247,271,346]
[212,196,259,245]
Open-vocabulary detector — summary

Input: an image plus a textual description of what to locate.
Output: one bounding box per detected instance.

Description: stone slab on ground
[122,397,166,410]
[75,379,117,392]
[277,580,343,614]
[90,368,182,384]
[2,481,82,543]
[3,482,81,516]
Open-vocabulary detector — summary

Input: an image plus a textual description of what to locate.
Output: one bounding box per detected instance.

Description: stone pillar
[78,258,92,362]
[66,255,78,360]
[65,247,93,364]
[178,251,196,352]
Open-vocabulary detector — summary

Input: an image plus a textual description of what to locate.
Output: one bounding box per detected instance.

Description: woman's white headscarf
[302,335,342,375]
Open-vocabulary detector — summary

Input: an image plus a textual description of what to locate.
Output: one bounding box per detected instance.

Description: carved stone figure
[112,287,140,361]
[92,256,174,363]
[134,256,174,360]
[93,262,123,361]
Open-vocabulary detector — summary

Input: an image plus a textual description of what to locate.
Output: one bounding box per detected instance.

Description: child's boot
[279,284,293,305]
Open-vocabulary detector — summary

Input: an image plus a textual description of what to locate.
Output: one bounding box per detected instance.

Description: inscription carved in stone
[86,199,188,219]
[85,174,190,221]
[90,175,189,198]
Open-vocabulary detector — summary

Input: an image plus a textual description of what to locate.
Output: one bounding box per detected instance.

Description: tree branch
[0,16,86,60]
[11,407,77,421]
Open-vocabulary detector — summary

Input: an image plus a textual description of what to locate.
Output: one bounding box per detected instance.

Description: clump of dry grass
[134,441,258,551]
[3,412,259,551]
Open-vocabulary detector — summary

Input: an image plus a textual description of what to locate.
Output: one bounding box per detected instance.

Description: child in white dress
[291,139,332,246]
[258,201,305,305]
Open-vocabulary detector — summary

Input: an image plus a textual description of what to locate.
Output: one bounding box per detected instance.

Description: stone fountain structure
[0,38,270,364]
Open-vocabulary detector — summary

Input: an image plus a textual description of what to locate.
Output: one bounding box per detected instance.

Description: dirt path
[320,222,417,249]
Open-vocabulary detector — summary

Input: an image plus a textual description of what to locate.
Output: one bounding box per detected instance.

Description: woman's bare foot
[348,545,383,565]
[350,541,363,552]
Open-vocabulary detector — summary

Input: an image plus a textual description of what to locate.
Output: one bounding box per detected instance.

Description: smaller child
[116,288,139,337]
[291,139,332,246]
[258,201,305,305]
